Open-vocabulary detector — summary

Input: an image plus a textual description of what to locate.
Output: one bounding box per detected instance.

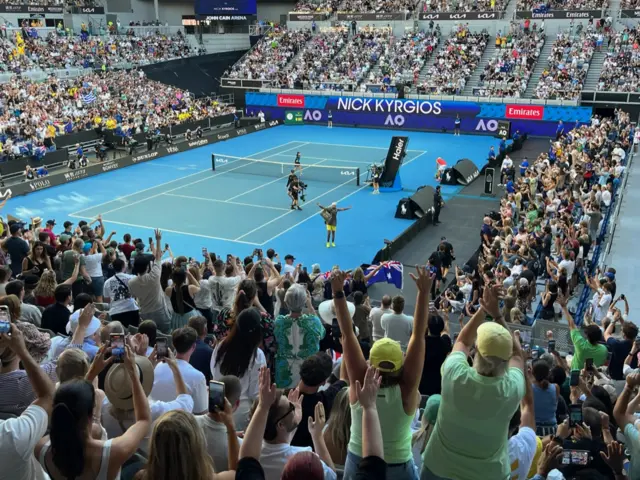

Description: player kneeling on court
[317,202,351,248]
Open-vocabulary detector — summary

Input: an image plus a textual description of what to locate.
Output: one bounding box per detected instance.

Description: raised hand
[354,366,381,410]
[258,366,278,408]
[330,270,347,293]
[409,265,433,294]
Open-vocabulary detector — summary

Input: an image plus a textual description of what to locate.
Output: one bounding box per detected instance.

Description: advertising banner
[620,9,640,17]
[484,168,495,195]
[336,12,406,20]
[221,78,272,88]
[284,111,304,125]
[70,7,105,14]
[514,9,602,18]
[245,92,592,138]
[288,12,329,20]
[497,120,511,138]
[8,120,281,198]
[419,11,499,20]
[380,136,409,187]
[0,5,63,13]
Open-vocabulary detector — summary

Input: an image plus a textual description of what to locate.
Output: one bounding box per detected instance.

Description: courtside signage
[504,105,544,120]
[277,94,305,108]
[9,120,282,198]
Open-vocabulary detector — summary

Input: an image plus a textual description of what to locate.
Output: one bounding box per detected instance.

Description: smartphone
[164,243,169,250]
[569,403,583,427]
[303,266,307,273]
[523,344,531,356]
[548,340,556,353]
[148,237,153,245]
[562,450,590,466]
[202,247,208,257]
[156,338,168,359]
[621,294,626,300]
[0,305,10,334]
[531,349,539,360]
[585,358,594,371]
[110,333,125,363]
[570,369,580,387]
[209,380,225,412]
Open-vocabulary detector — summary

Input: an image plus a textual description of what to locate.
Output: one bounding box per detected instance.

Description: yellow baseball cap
[370,338,404,373]
[476,322,513,361]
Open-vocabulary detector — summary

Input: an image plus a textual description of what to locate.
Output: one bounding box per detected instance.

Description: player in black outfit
[294,152,302,174]
[288,173,302,210]
[433,185,443,225]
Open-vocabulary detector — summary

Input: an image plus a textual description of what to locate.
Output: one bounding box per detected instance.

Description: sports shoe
[331,242,336,247]
[326,242,330,248]
[297,206,302,210]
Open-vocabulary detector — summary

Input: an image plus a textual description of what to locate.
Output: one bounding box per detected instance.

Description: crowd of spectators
[338,0,420,13]
[418,25,489,95]
[0,0,98,6]
[517,0,607,11]
[367,29,440,88]
[597,25,640,92]
[293,0,341,12]
[422,0,507,11]
[535,28,600,100]
[226,27,311,83]
[474,26,544,97]
[0,71,234,147]
[0,108,637,480]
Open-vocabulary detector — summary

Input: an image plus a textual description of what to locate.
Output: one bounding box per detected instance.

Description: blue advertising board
[245,92,593,137]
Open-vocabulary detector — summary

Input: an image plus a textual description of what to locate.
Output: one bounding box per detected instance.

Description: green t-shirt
[61,250,85,282]
[570,328,608,370]
[423,351,525,480]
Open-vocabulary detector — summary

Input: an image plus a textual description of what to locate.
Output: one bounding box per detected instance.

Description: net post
[356,167,360,187]
[211,154,215,171]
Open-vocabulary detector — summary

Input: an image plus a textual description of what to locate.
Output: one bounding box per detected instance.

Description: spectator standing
[4,223,29,278]
[209,257,243,311]
[370,295,391,342]
[381,295,413,352]
[41,284,72,335]
[605,313,637,392]
[188,316,214,383]
[419,313,452,396]
[5,280,42,327]
[560,295,607,370]
[165,268,201,330]
[103,258,140,328]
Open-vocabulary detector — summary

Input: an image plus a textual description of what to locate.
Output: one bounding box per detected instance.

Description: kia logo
[478,13,495,18]
[421,13,439,19]
[450,13,466,19]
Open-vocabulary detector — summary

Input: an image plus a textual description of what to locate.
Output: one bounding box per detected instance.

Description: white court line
[300,141,426,152]
[164,193,291,211]
[69,140,303,216]
[67,216,260,245]
[255,150,430,245]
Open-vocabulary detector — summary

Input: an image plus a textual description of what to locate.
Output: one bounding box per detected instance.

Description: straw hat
[318,299,355,325]
[104,355,154,410]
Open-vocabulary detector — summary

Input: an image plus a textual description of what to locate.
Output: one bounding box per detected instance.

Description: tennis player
[328,110,333,128]
[372,166,380,194]
[289,175,302,211]
[317,202,351,248]
[294,152,302,174]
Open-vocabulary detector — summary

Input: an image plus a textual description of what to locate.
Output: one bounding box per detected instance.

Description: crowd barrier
[0,120,281,198]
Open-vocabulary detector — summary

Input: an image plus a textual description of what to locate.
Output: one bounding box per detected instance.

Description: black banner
[220,78,270,89]
[336,12,406,20]
[497,120,511,139]
[380,136,409,187]
[419,11,499,20]
[453,158,480,186]
[0,5,63,13]
[0,148,69,177]
[484,167,495,195]
[71,6,105,14]
[514,10,602,18]
[288,12,329,21]
[55,129,100,149]
[620,9,640,17]
[7,120,281,198]
[194,14,256,21]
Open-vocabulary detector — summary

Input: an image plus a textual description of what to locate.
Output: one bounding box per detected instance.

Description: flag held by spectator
[82,92,97,104]
[366,261,403,289]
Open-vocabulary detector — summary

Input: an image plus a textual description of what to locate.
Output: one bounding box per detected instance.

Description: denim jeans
[421,465,453,480]
[343,451,419,480]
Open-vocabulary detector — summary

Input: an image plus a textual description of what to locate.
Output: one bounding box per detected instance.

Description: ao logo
[304,110,323,121]
[384,114,405,127]
[475,119,498,132]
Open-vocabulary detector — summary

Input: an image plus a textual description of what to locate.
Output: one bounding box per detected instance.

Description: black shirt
[520,268,535,286]
[5,236,29,277]
[41,302,71,335]
[607,336,632,380]
[434,191,442,209]
[291,380,347,448]
[190,339,214,383]
[419,334,452,395]
[235,457,265,480]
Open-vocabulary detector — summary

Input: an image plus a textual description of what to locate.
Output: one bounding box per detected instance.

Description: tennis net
[211,154,360,186]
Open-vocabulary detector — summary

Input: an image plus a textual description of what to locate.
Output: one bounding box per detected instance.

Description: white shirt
[195,414,243,473]
[558,259,575,278]
[592,291,612,324]
[103,273,139,316]
[84,253,103,278]
[194,279,212,310]
[0,404,50,480]
[370,306,391,341]
[259,442,337,480]
[150,359,208,414]
[602,189,612,207]
[129,262,167,315]
[282,263,296,276]
[209,275,241,309]
[501,157,513,171]
[508,426,538,480]
[101,394,194,455]
[380,312,413,351]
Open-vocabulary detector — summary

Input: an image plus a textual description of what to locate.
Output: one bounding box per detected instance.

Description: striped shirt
[0,362,57,416]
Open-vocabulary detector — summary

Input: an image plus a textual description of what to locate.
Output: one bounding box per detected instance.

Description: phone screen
[202,247,208,257]
[0,306,10,334]
[570,369,580,387]
[563,450,589,466]
[548,340,556,352]
[156,338,168,359]
[209,381,225,412]
[569,404,583,427]
[111,334,125,362]
[585,358,594,371]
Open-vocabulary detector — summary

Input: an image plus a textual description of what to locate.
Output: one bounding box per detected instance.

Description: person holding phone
[103,258,140,328]
[531,359,560,436]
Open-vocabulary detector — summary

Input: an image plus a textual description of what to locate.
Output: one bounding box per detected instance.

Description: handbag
[320,209,332,222]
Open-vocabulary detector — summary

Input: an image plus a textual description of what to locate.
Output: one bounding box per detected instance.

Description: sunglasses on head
[272,401,295,426]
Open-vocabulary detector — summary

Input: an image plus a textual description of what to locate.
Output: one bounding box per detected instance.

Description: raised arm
[308,402,335,472]
[239,366,278,461]
[355,367,383,459]
[154,229,163,261]
[614,373,640,433]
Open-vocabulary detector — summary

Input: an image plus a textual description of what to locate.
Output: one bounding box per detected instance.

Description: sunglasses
[272,401,295,426]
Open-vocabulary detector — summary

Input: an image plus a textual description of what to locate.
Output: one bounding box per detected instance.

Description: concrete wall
[257,2,292,22]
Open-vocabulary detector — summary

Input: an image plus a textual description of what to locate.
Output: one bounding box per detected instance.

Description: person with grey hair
[274,283,325,388]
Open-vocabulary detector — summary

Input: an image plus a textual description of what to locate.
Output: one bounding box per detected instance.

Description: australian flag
[366,261,403,289]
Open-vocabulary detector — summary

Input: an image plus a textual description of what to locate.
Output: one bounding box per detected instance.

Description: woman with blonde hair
[135,409,235,480]
[323,386,351,467]
[34,258,80,307]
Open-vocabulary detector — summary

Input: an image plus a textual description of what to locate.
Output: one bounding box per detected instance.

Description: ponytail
[540,378,550,390]
[233,289,250,316]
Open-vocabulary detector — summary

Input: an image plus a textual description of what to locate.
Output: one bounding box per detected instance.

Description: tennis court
[7,125,499,267]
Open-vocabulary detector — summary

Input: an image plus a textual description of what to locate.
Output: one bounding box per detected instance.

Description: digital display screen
[194,0,257,15]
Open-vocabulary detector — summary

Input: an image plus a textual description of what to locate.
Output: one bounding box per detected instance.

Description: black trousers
[433,207,441,224]
[111,309,141,328]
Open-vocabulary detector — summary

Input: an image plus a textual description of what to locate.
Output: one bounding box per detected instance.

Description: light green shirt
[570,328,608,370]
[423,351,525,480]
[348,384,414,464]
[624,423,640,479]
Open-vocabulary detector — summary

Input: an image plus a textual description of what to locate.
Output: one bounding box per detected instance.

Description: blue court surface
[6,125,501,268]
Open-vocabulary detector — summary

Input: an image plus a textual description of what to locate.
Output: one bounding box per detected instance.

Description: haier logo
[187,139,208,148]
[277,94,305,108]
[132,151,159,163]
[392,139,405,162]
[29,179,51,191]
[217,133,230,140]
[166,146,179,154]
[64,169,88,181]
[505,105,544,120]
[102,162,119,172]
